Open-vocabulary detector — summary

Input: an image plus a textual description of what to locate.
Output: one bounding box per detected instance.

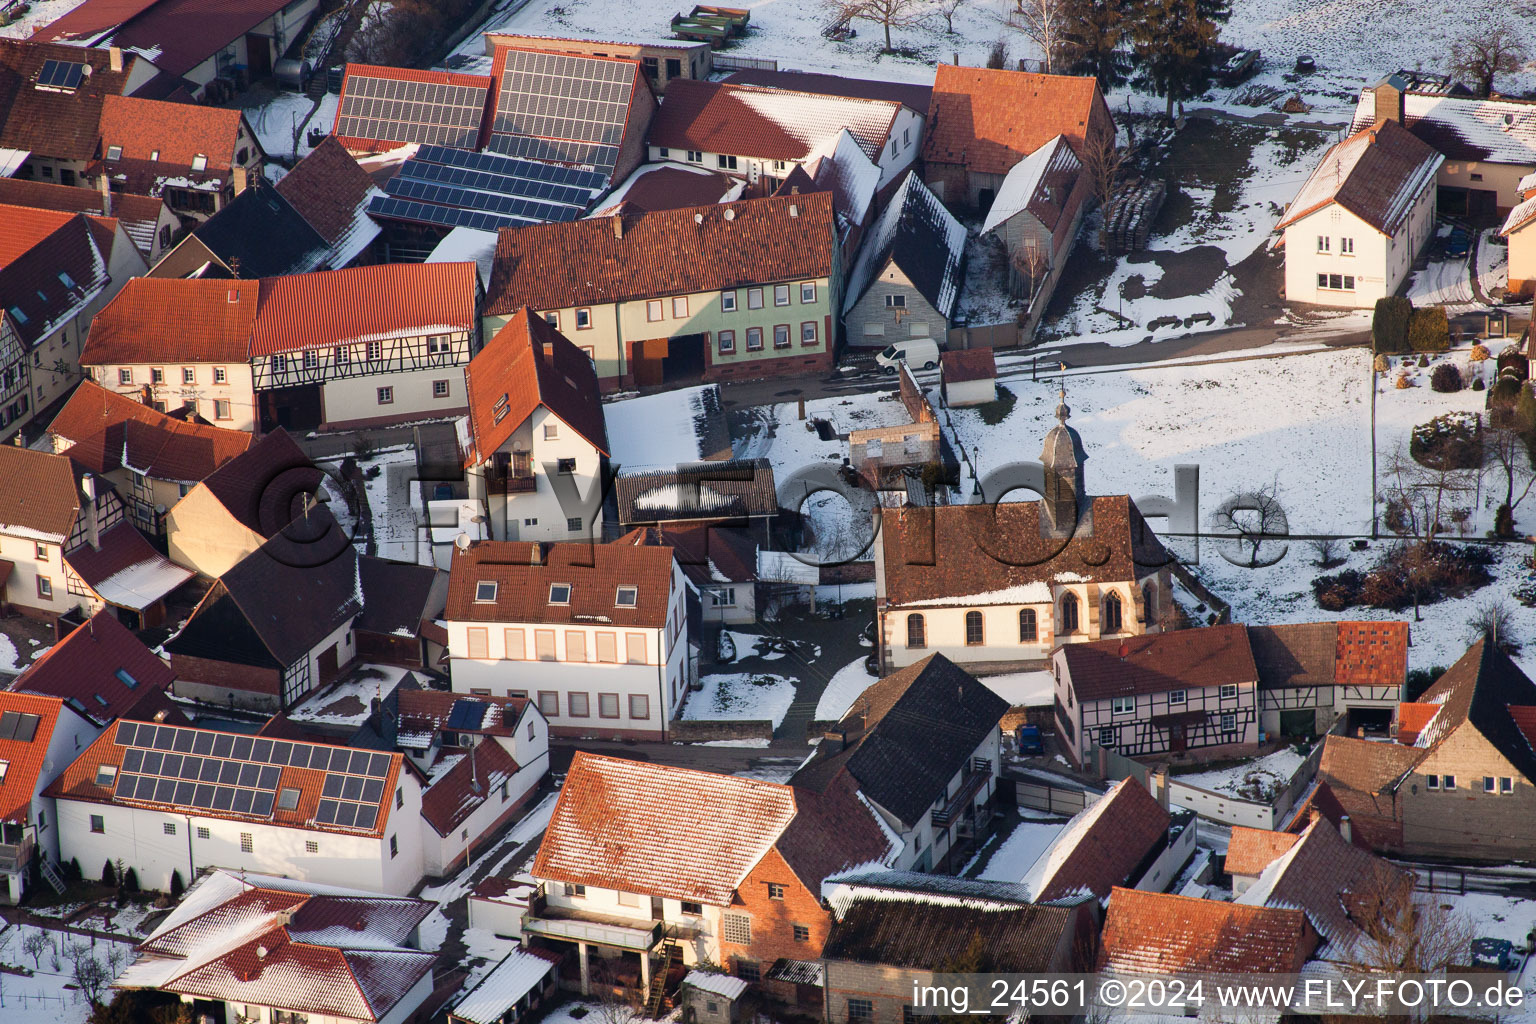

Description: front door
[1169,723,1187,753]
[318,644,340,686]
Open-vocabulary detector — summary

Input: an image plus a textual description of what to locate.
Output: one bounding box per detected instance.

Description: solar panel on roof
[349,750,372,775]
[173,729,195,752]
[192,732,214,755]
[154,778,177,802]
[315,799,338,824]
[415,144,608,191]
[232,789,255,814]
[219,761,241,785]
[334,802,357,828]
[37,58,86,91]
[115,722,138,746]
[252,739,273,762]
[174,781,195,804]
[213,786,235,811]
[368,752,391,777]
[272,742,293,766]
[231,737,254,760]
[354,805,378,830]
[323,774,345,799]
[257,765,281,790]
[342,776,364,801]
[123,748,143,773]
[193,784,215,808]
[238,763,261,787]
[361,778,385,803]
[162,753,183,777]
[368,194,525,230]
[201,759,221,782]
[394,159,593,209]
[446,699,483,731]
[180,757,202,780]
[336,70,488,149]
[211,734,234,758]
[115,772,138,794]
[154,726,176,750]
[142,751,164,775]
[252,791,275,817]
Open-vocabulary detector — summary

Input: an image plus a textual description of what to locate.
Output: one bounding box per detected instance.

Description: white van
[875,337,941,371]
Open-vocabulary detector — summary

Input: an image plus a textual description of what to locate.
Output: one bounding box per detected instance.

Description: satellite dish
[454,533,472,551]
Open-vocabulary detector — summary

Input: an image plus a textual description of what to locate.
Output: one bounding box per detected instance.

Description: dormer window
[106,145,122,161]
[549,583,572,605]
[191,154,208,172]
[150,149,160,161]
[475,581,498,603]
[615,586,638,607]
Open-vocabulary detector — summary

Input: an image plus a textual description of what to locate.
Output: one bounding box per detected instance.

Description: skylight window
[615,586,638,607]
[6,307,25,325]
[95,764,116,786]
[277,787,301,811]
[106,145,122,161]
[0,760,8,781]
[58,271,76,290]
[475,581,498,603]
[94,694,109,707]
[548,583,572,605]
[114,668,139,689]
[191,154,208,172]
[0,711,39,742]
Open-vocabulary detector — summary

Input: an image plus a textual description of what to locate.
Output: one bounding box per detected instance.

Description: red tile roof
[646,78,900,163]
[396,690,530,746]
[0,445,80,543]
[82,277,258,365]
[1098,887,1317,974]
[1396,702,1440,744]
[0,208,119,347]
[1028,777,1169,902]
[0,205,79,267]
[32,0,161,42]
[923,66,1108,176]
[10,608,174,723]
[1062,624,1257,701]
[533,751,798,906]
[1334,621,1410,687]
[98,94,248,170]
[0,691,65,823]
[0,40,138,161]
[65,0,299,78]
[250,262,479,356]
[1317,734,1425,796]
[462,309,609,467]
[1276,120,1443,235]
[64,521,194,611]
[420,738,520,837]
[0,179,170,261]
[941,347,994,383]
[50,380,252,482]
[484,192,835,314]
[446,536,676,628]
[1225,825,1299,876]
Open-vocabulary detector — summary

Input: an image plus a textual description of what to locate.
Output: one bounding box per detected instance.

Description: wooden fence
[1014,778,1101,816]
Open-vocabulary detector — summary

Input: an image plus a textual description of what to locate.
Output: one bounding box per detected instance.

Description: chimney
[612,214,624,239]
[1339,815,1352,844]
[1372,78,1404,125]
[81,473,100,551]
[108,46,123,73]
[96,172,112,217]
[232,166,249,195]
[530,543,542,566]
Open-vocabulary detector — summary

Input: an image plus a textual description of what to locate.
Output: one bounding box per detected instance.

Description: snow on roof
[451,949,559,1024]
[0,149,30,177]
[84,554,193,610]
[426,225,499,291]
[981,135,1080,235]
[1352,90,1536,167]
[843,171,967,319]
[604,384,725,470]
[1501,192,1536,235]
[1018,781,1124,897]
[978,670,1055,707]
[757,549,820,584]
[900,582,1055,607]
[1278,120,1442,237]
[803,128,880,236]
[685,970,750,1000]
[589,160,740,217]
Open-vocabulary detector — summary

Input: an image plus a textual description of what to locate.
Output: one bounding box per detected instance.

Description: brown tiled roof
[1395,702,1439,744]
[778,770,897,891]
[446,536,675,628]
[356,556,440,638]
[64,520,193,609]
[197,428,319,536]
[50,380,252,483]
[1061,624,1257,702]
[0,446,80,542]
[82,277,258,364]
[1248,621,1409,691]
[878,497,1168,609]
[825,894,1075,971]
[1317,734,1424,796]
[614,459,776,525]
[604,165,737,214]
[1334,621,1410,686]
[1098,888,1316,974]
[484,192,835,314]
[940,347,994,383]
[420,737,521,836]
[0,692,65,823]
[622,524,757,587]
[1416,639,1536,783]
[0,208,118,346]
[1029,777,1169,902]
[1278,780,1368,848]
[0,40,137,161]
[461,309,608,467]
[1276,120,1443,235]
[722,69,932,114]
[396,690,530,743]
[98,95,248,170]
[533,751,798,905]
[1225,825,1299,876]
[274,136,380,245]
[922,66,1106,176]
[251,262,478,357]
[10,608,174,724]
[647,79,900,163]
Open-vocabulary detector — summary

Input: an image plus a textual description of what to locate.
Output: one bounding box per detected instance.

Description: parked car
[1446,226,1472,258]
[1015,724,1044,755]
[876,337,940,371]
[1470,938,1517,971]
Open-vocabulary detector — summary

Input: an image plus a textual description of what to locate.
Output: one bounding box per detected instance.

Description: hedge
[1371,296,1413,354]
[1408,306,1450,352]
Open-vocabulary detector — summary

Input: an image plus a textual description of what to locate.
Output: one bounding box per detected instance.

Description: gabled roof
[117,869,435,1020]
[1247,621,1409,691]
[941,347,994,383]
[0,208,117,347]
[824,887,1077,971]
[0,691,66,823]
[451,948,560,1024]
[1501,193,1536,236]
[10,608,174,724]
[274,136,383,261]
[0,445,80,543]
[355,556,440,638]
[50,380,253,482]
[420,737,521,836]
[331,64,494,153]
[396,690,529,748]
[1225,825,1298,877]
[1098,887,1316,974]
[647,78,901,164]
[461,309,608,467]
[1276,120,1443,236]
[62,0,298,78]
[632,524,756,587]
[722,69,932,115]
[97,95,248,171]
[0,178,170,262]
[1022,777,1169,902]
[1060,624,1258,702]
[484,192,835,315]
[251,262,478,357]
[196,428,320,537]
[778,769,901,891]
[923,66,1104,176]
[1351,90,1536,166]
[64,521,194,612]
[445,536,675,629]
[1317,733,1425,796]
[843,171,966,319]
[533,751,798,906]
[1413,639,1536,783]
[172,175,330,280]
[614,459,776,525]
[0,40,137,161]
[878,497,1167,609]
[82,276,259,365]
[981,134,1082,235]
[794,654,1007,829]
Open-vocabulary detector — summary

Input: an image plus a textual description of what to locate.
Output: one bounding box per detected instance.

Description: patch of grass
[973,384,1017,426]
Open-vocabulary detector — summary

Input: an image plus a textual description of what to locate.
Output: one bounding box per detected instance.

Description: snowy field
[683,672,796,726]
[0,922,138,1024]
[243,92,340,164]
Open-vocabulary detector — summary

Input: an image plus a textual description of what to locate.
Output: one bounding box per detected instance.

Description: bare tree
[1009,238,1050,301]
[590,960,640,1024]
[1449,21,1527,97]
[1077,128,1125,249]
[1380,445,1477,548]
[1011,0,1067,72]
[833,0,923,52]
[1346,878,1474,975]
[22,930,50,970]
[1467,596,1522,654]
[1210,478,1289,567]
[929,0,966,33]
[1485,421,1536,535]
[67,945,110,1007]
[1308,537,1343,568]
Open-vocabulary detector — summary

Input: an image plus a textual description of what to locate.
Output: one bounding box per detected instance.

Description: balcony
[486,468,537,495]
[0,835,35,875]
[522,897,662,951]
[930,760,993,828]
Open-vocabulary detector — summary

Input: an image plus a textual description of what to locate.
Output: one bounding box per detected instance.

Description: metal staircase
[643,939,684,1018]
[39,856,66,895]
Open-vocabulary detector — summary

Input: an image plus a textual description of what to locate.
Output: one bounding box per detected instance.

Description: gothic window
[1059,593,1079,634]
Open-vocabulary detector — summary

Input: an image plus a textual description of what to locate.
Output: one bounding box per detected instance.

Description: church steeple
[1040,386,1087,536]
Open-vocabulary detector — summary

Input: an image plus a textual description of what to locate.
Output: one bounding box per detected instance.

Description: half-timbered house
[1248,621,1408,738]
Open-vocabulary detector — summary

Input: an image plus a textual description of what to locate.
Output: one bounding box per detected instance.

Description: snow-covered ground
[287,665,416,728]
[815,657,879,721]
[0,922,137,1024]
[0,634,17,672]
[682,672,795,726]
[1477,231,1511,298]
[244,92,340,163]
[0,0,90,39]
[1174,745,1308,799]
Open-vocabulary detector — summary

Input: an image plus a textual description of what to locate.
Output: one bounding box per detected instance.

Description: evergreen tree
[1058,0,1132,92]
[1130,0,1228,119]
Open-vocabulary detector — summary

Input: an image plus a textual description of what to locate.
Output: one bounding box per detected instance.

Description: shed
[449,947,561,1024]
[682,970,751,1024]
[939,349,997,407]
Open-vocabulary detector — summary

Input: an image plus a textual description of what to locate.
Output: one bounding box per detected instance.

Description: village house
[444,533,693,740]
[0,691,102,902]
[47,380,253,535]
[164,428,322,578]
[722,68,931,121]
[792,654,1006,873]
[768,129,882,265]
[1247,620,1409,738]
[62,517,195,629]
[1053,624,1262,768]
[820,873,1096,1024]
[873,400,1171,672]
[939,348,997,407]
[9,609,175,726]
[482,193,839,388]
[842,172,967,349]
[114,869,438,1024]
[1276,119,1442,308]
[0,205,147,441]
[1317,639,1536,861]
[614,459,776,542]
[645,79,921,192]
[48,716,429,894]
[81,262,483,432]
[484,31,712,94]
[460,309,611,544]
[1352,74,1536,216]
[921,66,1113,212]
[354,557,449,670]
[1499,173,1536,295]
[450,947,563,1024]
[1098,887,1319,975]
[0,178,179,266]
[524,751,895,998]
[631,524,759,625]
[89,95,266,226]
[979,134,1088,331]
